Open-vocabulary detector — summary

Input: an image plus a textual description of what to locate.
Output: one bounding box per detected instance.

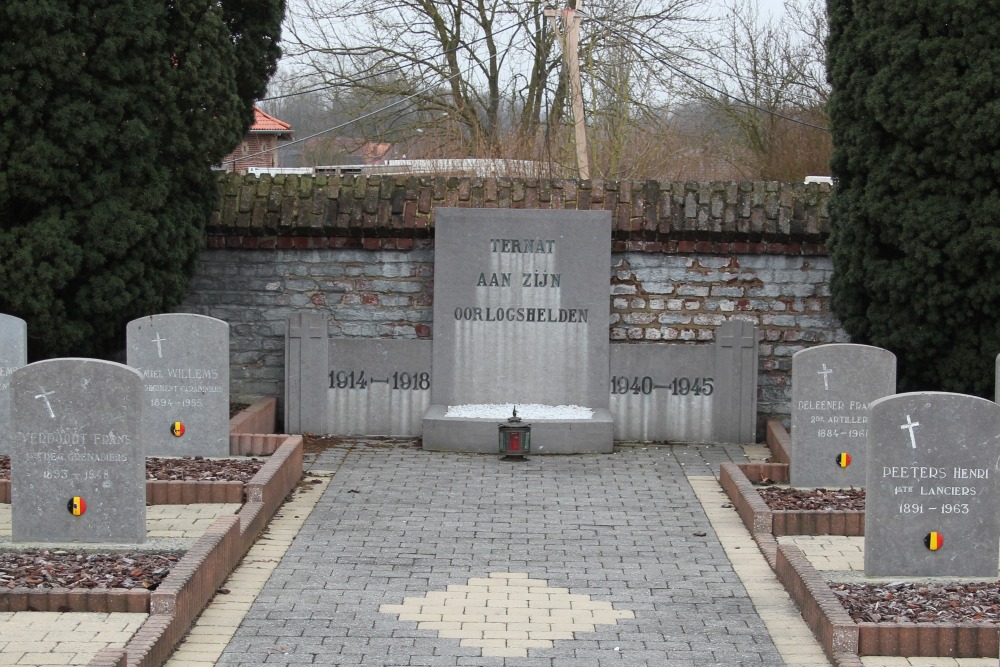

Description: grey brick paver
[218,443,786,666]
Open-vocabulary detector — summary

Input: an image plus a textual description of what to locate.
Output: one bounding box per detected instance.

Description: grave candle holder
[498,406,531,457]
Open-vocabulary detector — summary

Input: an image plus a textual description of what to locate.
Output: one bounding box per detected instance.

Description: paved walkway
[212,441,819,666]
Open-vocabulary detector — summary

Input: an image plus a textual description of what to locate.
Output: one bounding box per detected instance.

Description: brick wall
[180,173,844,436]
[221,135,279,174]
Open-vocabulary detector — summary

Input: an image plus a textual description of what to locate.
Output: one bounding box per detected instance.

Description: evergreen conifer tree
[0,0,283,358]
[827,0,1000,396]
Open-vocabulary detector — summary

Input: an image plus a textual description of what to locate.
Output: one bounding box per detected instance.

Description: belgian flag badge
[925,531,944,551]
[67,496,87,516]
[835,452,852,468]
[171,421,185,437]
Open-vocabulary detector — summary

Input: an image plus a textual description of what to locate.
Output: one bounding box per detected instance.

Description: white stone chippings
[445,404,594,420]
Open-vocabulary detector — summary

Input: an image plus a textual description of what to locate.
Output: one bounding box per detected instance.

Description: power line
[227,16,541,167]
[262,14,539,102]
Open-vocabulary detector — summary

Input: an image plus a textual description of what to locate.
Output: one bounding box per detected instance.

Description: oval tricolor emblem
[925,531,944,551]
[67,496,87,516]
[171,421,185,437]
[835,452,851,468]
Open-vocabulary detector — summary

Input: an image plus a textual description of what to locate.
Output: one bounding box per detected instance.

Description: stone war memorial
[126,313,230,457]
[609,319,758,443]
[9,358,146,544]
[0,313,27,455]
[790,343,896,487]
[423,208,614,453]
[864,392,1000,578]
[285,324,431,436]
[285,207,762,451]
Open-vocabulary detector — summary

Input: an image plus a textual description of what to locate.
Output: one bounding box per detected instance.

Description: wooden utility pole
[546,2,589,180]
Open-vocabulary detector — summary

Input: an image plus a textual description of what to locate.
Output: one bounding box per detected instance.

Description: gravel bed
[144,456,263,482]
[832,581,1000,624]
[756,485,866,511]
[0,456,263,483]
[0,551,179,590]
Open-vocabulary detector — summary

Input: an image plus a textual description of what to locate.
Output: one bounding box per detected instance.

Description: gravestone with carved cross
[864,392,1000,577]
[0,313,27,455]
[791,344,896,487]
[10,359,146,543]
[127,314,230,457]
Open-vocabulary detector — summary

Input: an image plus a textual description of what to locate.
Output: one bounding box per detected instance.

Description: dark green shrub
[0,0,283,359]
[827,0,1000,396]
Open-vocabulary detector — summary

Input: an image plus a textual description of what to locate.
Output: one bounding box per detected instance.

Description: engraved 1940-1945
[610,375,715,396]
[330,370,431,391]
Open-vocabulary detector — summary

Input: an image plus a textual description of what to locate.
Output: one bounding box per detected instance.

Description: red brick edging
[120,435,303,667]
[229,397,277,438]
[735,421,1000,663]
[720,463,864,539]
[776,543,1000,661]
[766,418,791,465]
[776,543,859,660]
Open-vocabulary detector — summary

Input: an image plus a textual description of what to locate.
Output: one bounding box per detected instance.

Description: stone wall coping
[210,173,832,248]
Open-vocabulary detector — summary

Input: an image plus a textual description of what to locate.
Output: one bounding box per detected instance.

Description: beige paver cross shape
[379,571,634,658]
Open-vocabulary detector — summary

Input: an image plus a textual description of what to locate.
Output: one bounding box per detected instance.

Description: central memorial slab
[422,208,614,453]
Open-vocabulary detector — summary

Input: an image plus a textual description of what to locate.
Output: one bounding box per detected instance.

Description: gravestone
[995,352,1000,404]
[864,392,1000,578]
[791,344,896,487]
[0,314,27,455]
[609,319,760,443]
[284,315,432,435]
[10,358,146,543]
[127,314,230,457]
[423,208,614,453]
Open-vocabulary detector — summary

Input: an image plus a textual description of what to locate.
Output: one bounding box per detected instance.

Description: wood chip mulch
[756,485,866,511]
[144,456,263,482]
[0,551,179,590]
[831,581,1000,624]
[0,456,263,483]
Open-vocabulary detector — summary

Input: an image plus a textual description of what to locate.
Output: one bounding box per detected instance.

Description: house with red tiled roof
[220,106,293,174]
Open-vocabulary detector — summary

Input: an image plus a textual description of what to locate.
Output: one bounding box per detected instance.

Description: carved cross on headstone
[34,386,55,419]
[151,333,166,359]
[900,414,920,449]
[818,363,833,390]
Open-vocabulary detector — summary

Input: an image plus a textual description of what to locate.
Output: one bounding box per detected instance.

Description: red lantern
[498,406,531,458]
